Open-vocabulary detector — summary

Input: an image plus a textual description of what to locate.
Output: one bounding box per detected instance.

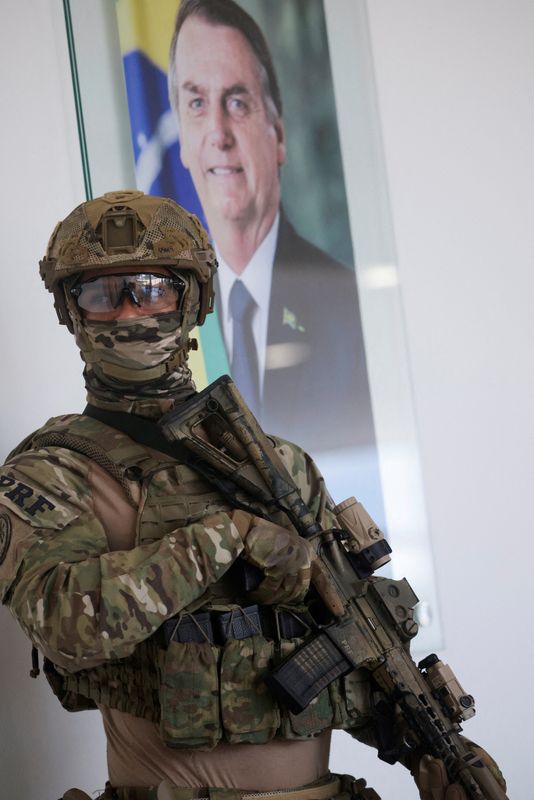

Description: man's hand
[412,740,506,800]
[229,511,314,604]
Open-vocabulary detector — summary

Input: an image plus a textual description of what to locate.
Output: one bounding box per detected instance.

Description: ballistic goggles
[70,272,186,314]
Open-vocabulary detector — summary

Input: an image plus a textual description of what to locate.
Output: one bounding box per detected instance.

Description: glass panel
[65,0,136,194]
[65,0,441,650]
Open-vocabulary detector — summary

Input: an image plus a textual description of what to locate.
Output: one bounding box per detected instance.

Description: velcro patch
[0,471,79,530]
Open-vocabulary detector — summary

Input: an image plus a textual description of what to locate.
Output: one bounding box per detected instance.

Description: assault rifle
[159,376,508,800]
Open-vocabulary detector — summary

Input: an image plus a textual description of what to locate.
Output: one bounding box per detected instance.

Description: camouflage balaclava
[40,191,217,417]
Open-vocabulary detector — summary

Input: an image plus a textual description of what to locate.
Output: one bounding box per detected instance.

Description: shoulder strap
[83,404,272,521]
[83,404,186,462]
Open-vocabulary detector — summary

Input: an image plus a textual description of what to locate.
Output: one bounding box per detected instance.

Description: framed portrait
[64,0,441,649]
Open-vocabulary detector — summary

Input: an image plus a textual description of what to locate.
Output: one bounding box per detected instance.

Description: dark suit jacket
[215,211,384,523]
[260,213,376,453]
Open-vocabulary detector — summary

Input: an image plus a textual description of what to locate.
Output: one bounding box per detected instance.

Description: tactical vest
[26,413,373,749]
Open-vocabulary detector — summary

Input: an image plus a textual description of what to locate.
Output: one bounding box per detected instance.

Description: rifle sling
[82,403,271,520]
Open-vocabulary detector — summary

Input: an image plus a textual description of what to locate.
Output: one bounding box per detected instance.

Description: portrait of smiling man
[175,12,285,264]
[168,0,381,499]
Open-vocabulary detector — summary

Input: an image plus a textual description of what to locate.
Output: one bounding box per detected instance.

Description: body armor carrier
[22,413,373,749]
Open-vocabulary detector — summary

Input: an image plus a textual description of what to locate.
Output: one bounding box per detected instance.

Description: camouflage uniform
[0,191,379,798]
[3,191,505,800]
[0,413,374,747]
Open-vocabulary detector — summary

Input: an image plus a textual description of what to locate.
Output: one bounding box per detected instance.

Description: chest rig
[26,411,373,749]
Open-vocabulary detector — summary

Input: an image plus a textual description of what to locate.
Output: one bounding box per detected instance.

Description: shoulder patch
[0,470,80,530]
[0,514,11,564]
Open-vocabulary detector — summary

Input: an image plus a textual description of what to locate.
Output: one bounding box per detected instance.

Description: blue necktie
[229,280,260,417]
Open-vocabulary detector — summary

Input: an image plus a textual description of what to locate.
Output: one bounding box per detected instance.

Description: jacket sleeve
[0,448,243,672]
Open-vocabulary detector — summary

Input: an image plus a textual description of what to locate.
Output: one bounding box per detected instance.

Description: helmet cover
[40,190,217,334]
[39,191,217,407]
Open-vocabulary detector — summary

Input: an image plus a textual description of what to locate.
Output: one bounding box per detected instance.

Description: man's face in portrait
[173,15,286,231]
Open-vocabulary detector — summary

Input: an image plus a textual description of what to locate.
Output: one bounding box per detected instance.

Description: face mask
[76,312,195,403]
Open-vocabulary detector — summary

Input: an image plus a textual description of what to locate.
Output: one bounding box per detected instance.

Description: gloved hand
[415,755,466,800]
[229,510,314,605]
[412,739,506,800]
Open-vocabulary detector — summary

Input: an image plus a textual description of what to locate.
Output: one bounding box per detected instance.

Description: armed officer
[0,192,505,800]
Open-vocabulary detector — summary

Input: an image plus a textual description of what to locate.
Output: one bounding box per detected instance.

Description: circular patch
[0,513,11,565]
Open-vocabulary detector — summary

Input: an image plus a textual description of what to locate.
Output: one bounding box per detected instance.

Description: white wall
[1,1,532,798]
[334,2,534,797]
[0,2,107,797]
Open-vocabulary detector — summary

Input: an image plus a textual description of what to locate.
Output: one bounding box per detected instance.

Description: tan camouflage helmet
[39,190,217,333]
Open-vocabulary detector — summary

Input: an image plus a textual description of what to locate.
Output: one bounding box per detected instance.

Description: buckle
[162,611,214,645]
[214,605,263,643]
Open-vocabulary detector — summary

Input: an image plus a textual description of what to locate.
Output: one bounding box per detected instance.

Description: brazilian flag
[116,0,229,388]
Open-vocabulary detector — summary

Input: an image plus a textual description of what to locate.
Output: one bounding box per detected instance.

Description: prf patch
[0,473,56,516]
[0,472,78,530]
[0,514,11,564]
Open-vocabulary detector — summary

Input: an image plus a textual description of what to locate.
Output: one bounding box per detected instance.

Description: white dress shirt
[215,213,279,397]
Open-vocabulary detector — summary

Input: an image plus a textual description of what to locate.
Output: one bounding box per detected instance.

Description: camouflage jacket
[0,411,375,749]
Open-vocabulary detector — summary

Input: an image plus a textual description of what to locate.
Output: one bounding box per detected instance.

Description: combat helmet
[40,190,217,335]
